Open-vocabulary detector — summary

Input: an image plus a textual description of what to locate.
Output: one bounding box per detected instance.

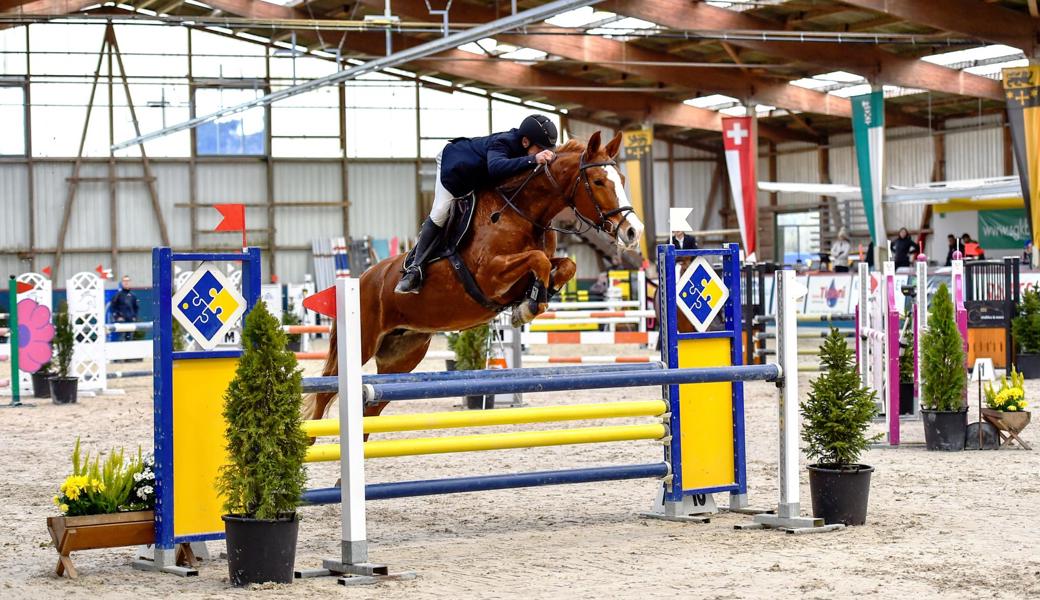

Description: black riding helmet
[518,114,558,149]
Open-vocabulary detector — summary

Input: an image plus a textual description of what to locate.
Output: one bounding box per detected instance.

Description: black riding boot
[395,218,443,294]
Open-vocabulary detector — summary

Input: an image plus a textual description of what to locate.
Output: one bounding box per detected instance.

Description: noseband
[497,151,636,240]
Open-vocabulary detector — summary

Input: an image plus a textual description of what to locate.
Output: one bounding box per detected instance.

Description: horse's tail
[300,319,339,424]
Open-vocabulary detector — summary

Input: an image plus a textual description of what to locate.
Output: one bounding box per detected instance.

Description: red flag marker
[15,281,33,294]
[41,266,52,278]
[302,286,337,318]
[214,204,246,250]
[95,264,112,279]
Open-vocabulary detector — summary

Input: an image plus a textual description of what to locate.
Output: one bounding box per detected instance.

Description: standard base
[131,543,207,577]
[736,512,845,535]
[296,561,416,586]
[641,487,718,523]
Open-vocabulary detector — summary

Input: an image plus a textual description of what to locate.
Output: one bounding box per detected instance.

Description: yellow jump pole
[306,423,666,462]
[302,400,668,437]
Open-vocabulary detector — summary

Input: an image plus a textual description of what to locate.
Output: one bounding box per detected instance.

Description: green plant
[53,438,150,516]
[898,321,914,384]
[39,360,53,375]
[216,302,307,519]
[1012,286,1040,354]
[921,283,967,411]
[53,304,74,378]
[984,367,1028,412]
[171,319,187,352]
[447,323,490,371]
[282,303,302,347]
[800,328,881,466]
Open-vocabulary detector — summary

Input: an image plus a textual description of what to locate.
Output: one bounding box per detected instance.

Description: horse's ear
[604,131,623,159]
[587,131,602,156]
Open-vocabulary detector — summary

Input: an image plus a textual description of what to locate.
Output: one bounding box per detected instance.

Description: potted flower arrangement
[800,328,881,526]
[447,323,492,409]
[898,322,915,415]
[282,302,303,352]
[47,439,155,578]
[50,304,78,404]
[920,283,968,451]
[1012,286,1040,378]
[217,301,308,586]
[982,367,1031,443]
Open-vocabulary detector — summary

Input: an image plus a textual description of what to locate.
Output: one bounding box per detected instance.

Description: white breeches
[430,150,455,227]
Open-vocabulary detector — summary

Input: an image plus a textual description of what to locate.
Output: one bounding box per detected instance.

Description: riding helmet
[519,114,559,149]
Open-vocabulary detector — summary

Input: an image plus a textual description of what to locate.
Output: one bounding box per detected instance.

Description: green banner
[851,90,885,248]
[978,209,1030,249]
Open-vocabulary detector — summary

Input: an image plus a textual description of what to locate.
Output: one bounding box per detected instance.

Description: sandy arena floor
[2,338,1039,600]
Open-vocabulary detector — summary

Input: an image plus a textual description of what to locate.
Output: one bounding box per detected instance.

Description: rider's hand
[534,149,555,165]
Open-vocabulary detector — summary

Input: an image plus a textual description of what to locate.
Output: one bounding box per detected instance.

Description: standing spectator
[109,275,139,343]
[671,229,697,250]
[944,234,958,266]
[831,228,851,272]
[890,228,919,269]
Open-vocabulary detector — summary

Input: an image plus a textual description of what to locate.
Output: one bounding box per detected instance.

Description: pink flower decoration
[17,299,54,374]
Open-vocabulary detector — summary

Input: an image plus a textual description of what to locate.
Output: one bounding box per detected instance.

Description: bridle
[496,150,636,240]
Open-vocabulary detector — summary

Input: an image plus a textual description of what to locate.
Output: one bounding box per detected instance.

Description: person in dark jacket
[890,228,919,269]
[109,276,139,342]
[395,114,559,294]
[670,230,697,250]
[944,234,958,266]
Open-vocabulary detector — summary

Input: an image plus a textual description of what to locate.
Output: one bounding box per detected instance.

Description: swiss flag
[722,117,757,261]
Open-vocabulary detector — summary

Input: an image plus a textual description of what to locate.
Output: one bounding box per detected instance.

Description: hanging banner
[851,90,886,250]
[621,128,656,261]
[978,208,1030,249]
[1003,65,1040,249]
[721,116,757,261]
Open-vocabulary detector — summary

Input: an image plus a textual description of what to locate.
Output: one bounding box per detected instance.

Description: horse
[303,131,644,422]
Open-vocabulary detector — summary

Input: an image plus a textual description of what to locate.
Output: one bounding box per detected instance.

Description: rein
[495,151,635,241]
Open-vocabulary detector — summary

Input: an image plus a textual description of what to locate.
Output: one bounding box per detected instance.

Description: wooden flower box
[981,408,1032,450]
[46,510,155,579]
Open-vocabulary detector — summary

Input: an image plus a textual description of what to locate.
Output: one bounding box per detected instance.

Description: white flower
[141,485,153,495]
[133,472,143,482]
[141,468,153,478]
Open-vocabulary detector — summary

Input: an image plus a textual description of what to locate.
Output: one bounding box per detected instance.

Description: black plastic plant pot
[287,340,302,353]
[899,382,915,415]
[49,376,78,405]
[1015,354,1040,379]
[807,464,874,526]
[223,513,299,586]
[465,394,494,410]
[31,371,52,399]
[921,409,968,451]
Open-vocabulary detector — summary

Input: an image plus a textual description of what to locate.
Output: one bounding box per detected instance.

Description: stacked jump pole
[142,243,828,582]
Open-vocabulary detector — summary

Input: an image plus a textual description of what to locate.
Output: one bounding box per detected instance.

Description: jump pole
[5,276,21,406]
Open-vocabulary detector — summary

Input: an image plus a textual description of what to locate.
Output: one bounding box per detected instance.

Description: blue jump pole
[301,362,665,394]
[362,364,780,402]
[300,462,670,504]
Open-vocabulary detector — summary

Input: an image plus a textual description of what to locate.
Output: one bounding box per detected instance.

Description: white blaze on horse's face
[605,165,644,249]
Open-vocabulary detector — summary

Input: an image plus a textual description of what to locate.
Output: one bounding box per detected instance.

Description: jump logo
[676,257,729,332]
[171,265,246,350]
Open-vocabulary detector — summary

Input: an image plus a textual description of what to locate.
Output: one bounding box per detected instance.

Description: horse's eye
[593,180,606,187]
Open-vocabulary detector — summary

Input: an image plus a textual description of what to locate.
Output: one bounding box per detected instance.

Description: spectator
[962,233,986,260]
[671,229,697,250]
[588,271,610,298]
[890,228,919,269]
[944,234,958,266]
[831,228,851,272]
[109,275,139,343]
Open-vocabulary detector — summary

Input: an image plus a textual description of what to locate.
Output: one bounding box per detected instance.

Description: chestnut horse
[303,131,643,421]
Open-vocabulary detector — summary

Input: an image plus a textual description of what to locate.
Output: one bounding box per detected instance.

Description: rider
[395,114,559,294]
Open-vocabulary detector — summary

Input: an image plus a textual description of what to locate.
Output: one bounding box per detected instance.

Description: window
[0,84,26,156]
[193,85,267,156]
[776,211,821,265]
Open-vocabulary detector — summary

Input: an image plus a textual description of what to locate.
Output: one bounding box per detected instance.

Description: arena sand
[2,338,1039,600]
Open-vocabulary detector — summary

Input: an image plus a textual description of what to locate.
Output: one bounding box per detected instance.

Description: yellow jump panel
[172,358,236,539]
[306,423,666,461]
[677,337,735,491]
[302,400,668,437]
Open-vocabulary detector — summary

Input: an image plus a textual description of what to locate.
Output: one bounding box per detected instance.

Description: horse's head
[556,131,644,250]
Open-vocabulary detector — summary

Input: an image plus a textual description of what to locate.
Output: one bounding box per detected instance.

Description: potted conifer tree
[801,328,880,526]
[32,360,53,399]
[217,302,308,586]
[1012,286,1040,378]
[920,283,968,451]
[447,323,492,409]
[50,306,78,404]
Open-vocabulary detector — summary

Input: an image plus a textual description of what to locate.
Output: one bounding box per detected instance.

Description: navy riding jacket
[439,129,538,197]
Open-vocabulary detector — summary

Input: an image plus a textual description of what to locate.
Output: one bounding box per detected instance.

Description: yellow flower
[66,487,80,501]
[1007,405,1017,412]
[52,495,59,506]
[59,504,68,513]
[97,482,106,492]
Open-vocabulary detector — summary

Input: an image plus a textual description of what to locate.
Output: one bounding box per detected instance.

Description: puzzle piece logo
[171,265,246,350]
[676,257,729,332]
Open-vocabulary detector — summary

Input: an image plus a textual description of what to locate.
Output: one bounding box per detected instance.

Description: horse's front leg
[483,250,553,326]
[548,257,577,298]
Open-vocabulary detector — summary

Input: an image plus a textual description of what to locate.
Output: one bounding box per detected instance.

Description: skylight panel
[525,100,556,111]
[545,6,617,28]
[587,16,658,36]
[964,57,1029,77]
[719,105,748,116]
[828,83,872,98]
[499,47,547,61]
[922,44,1022,66]
[684,94,739,109]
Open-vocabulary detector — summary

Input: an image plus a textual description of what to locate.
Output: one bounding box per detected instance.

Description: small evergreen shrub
[217,302,307,519]
[447,323,490,371]
[53,304,75,378]
[1012,286,1040,354]
[800,328,881,467]
[899,321,914,384]
[921,283,967,411]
